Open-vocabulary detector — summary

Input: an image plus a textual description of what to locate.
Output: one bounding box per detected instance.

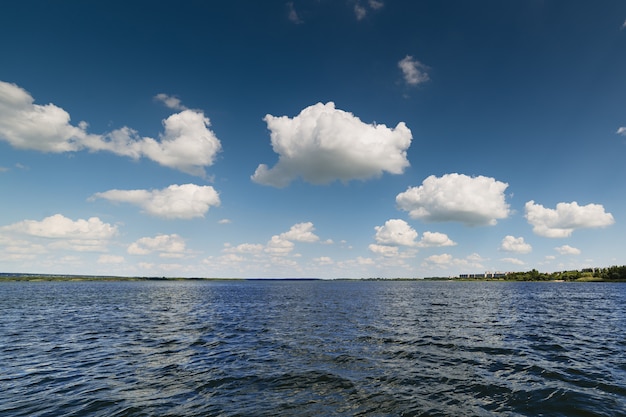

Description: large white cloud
[374,219,418,246]
[0,81,221,176]
[128,234,187,257]
[500,235,532,254]
[525,200,614,238]
[396,173,510,226]
[252,102,412,187]
[90,183,220,219]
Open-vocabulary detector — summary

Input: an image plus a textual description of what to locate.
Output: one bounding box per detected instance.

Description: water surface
[1,280,624,416]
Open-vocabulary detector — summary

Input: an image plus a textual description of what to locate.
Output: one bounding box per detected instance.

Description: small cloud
[374,219,418,247]
[617,127,626,135]
[398,55,430,87]
[353,0,384,20]
[128,234,187,257]
[98,254,125,264]
[368,244,399,257]
[287,2,303,24]
[622,19,626,30]
[0,166,8,173]
[555,245,581,255]
[396,173,510,226]
[279,222,320,243]
[154,93,187,111]
[500,235,532,254]
[501,257,525,265]
[418,231,456,247]
[90,183,220,219]
[218,218,232,224]
[314,256,334,266]
[525,200,614,238]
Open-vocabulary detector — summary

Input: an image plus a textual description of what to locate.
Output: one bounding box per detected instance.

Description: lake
[1,280,625,416]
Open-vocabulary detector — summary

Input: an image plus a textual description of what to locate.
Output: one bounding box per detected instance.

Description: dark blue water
[1,280,625,416]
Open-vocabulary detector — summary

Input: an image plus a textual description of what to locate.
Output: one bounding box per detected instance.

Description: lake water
[1,280,625,416]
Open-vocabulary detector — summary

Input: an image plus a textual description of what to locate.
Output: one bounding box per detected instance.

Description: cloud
[252,102,412,187]
[525,200,614,238]
[287,2,303,24]
[398,55,430,86]
[353,0,384,20]
[555,245,581,255]
[500,235,532,254]
[418,231,457,247]
[98,254,125,264]
[128,234,187,257]
[368,244,400,257]
[90,183,220,219]
[223,243,265,254]
[3,214,117,240]
[424,253,452,265]
[0,81,221,176]
[1,214,117,253]
[218,218,232,224]
[154,93,187,111]
[617,127,626,135]
[279,222,320,242]
[265,235,295,256]
[396,173,510,226]
[374,219,418,246]
[501,257,525,265]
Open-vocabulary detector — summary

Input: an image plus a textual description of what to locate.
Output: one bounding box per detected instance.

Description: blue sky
[1,1,625,278]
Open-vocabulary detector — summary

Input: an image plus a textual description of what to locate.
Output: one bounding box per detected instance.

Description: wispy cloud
[154,93,187,111]
[398,55,430,86]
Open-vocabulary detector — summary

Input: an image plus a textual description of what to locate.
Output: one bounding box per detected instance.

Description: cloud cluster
[0,81,221,176]
[128,234,187,257]
[525,200,614,238]
[396,173,511,226]
[374,219,418,246]
[500,235,532,254]
[91,183,220,219]
[398,55,430,86]
[555,244,581,255]
[252,102,412,187]
[1,214,118,253]
[354,0,384,20]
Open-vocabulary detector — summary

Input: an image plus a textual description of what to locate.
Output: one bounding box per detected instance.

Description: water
[1,280,625,416]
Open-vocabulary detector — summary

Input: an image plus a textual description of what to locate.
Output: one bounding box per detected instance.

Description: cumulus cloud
[3,214,117,240]
[501,257,525,265]
[418,231,456,247]
[279,222,320,242]
[424,253,453,265]
[500,235,532,254]
[128,234,187,257]
[617,127,626,135]
[252,102,412,187]
[396,173,510,226]
[555,245,581,255]
[223,243,265,254]
[90,183,220,219]
[154,93,187,111]
[368,244,400,257]
[374,219,418,246]
[0,81,221,176]
[1,214,117,253]
[525,200,614,238]
[398,55,430,86]
[265,235,295,256]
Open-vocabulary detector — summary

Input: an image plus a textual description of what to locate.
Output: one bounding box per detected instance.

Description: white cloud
[398,55,430,86]
[223,243,265,254]
[98,254,125,264]
[501,257,525,265]
[218,218,232,224]
[0,81,221,176]
[287,2,303,24]
[128,234,186,257]
[353,0,384,20]
[279,222,320,243]
[500,235,532,254]
[354,4,367,20]
[368,244,400,257]
[369,0,384,10]
[617,127,626,135]
[265,235,295,256]
[91,183,220,219]
[252,102,412,187]
[3,214,117,240]
[418,231,457,247]
[424,253,452,265]
[314,256,334,266]
[396,173,510,226]
[555,245,581,255]
[154,93,187,111]
[525,200,614,238]
[374,219,418,246]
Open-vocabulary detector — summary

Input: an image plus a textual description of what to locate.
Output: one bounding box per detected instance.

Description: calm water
[1,280,625,416]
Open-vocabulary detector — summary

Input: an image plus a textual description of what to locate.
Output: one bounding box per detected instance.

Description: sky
[1,0,625,278]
